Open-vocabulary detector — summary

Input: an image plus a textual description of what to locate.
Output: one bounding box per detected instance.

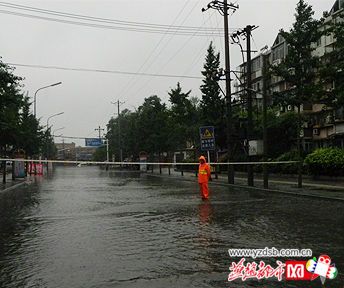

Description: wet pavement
[151,167,344,200]
[0,166,343,288]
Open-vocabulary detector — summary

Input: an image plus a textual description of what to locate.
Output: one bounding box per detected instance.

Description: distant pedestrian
[198,156,211,200]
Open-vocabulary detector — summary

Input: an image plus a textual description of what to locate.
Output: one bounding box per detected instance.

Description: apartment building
[233,0,344,152]
[55,142,76,160]
[55,142,97,161]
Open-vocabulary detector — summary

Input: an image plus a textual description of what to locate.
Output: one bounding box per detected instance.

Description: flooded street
[0,166,343,287]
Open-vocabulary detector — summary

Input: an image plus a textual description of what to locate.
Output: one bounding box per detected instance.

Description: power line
[130,5,218,98]
[180,11,216,79]
[54,135,90,140]
[0,2,242,37]
[117,0,203,101]
[0,1,224,32]
[6,62,202,79]
[0,9,225,36]
[115,0,193,102]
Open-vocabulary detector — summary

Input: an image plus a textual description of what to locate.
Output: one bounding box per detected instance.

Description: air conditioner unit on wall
[313,128,320,135]
[325,115,332,124]
[272,59,282,66]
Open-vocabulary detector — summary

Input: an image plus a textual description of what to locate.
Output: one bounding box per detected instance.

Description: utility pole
[106,138,109,163]
[262,50,269,189]
[104,135,109,171]
[202,0,238,184]
[297,106,303,188]
[62,139,65,160]
[117,101,121,163]
[234,25,258,186]
[111,100,125,163]
[95,126,104,139]
[246,25,254,187]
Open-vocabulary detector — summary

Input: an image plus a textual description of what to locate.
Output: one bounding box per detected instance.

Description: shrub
[305,148,344,176]
[269,150,300,174]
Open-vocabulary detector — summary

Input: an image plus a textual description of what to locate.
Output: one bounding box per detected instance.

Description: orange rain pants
[199,182,209,199]
[198,162,211,199]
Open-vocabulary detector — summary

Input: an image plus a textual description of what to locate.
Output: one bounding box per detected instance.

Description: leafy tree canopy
[273,0,322,107]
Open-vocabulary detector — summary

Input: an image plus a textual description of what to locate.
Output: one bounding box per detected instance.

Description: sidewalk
[0,174,27,193]
[148,168,344,201]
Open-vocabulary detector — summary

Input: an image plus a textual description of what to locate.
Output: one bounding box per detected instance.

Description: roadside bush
[269,150,300,174]
[305,148,344,177]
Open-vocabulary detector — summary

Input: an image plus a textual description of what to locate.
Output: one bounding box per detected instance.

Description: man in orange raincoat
[198,156,211,200]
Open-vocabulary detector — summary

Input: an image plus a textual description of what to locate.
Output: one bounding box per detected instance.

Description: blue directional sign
[199,126,215,151]
[85,138,102,147]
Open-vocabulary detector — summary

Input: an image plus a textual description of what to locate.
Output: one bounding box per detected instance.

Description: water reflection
[198,201,213,225]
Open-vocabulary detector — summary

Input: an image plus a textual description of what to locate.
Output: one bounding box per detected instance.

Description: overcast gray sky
[0,0,331,145]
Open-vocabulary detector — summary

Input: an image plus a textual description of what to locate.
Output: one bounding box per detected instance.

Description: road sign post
[200,126,215,163]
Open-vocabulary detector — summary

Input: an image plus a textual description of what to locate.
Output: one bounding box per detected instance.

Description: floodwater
[0,166,343,288]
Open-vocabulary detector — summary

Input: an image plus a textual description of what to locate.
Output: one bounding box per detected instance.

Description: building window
[252,57,260,72]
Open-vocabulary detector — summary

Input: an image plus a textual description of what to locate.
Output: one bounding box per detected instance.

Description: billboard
[85,138,102,147]
[14,160,25,178]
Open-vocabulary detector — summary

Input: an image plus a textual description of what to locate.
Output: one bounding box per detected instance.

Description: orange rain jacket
[198,156,211,184]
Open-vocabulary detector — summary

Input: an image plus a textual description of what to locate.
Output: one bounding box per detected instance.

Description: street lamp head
[34,81,62,117]
[51,82,62,87]
[53,127,65,134]
[47,111,64,128]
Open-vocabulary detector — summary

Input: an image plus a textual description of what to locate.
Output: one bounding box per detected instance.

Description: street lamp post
[47,112,64,131]
[34,82,62,117]
[46,112,64,167]
[53,127,65,135]
[52,128,64,150]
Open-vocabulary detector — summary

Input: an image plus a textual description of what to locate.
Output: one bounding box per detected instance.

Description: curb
[0,181,27,193]
[146,173,344,202]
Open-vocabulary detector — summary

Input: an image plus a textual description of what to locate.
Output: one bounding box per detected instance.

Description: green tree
[107,96,170,161]
[137,95,169,158]
[272,0,321,108]
[0,58,47,159]
[93,146,107,162]
[168,82,199,151]
[267,111,299,157]
[17,96,43,156]
[0,59,24,156]
[272,0,322,186]
[200,42,226,149]
[107,108,139,161]
[319,14,344,108]
[41,128,55,159]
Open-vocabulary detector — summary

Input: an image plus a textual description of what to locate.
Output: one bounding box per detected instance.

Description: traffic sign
[199,126,215,150]
[85,138,102,147]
